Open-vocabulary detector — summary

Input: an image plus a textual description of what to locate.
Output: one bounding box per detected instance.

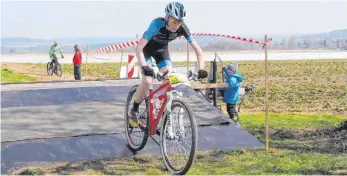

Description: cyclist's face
[227,68,234,75]
[167,17,183,32]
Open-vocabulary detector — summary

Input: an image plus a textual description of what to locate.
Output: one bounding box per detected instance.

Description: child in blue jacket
[222,62,244,121]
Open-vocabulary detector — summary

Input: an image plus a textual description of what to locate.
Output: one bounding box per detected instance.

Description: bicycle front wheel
[55,63,62,77]
[160,97,197,175]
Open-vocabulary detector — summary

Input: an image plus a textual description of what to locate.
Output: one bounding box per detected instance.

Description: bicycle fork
[163,91,186,140]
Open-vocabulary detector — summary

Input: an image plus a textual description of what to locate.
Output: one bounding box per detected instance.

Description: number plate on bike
[169,73,190,86]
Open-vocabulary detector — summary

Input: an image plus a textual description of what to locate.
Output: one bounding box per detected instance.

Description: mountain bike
[47,57,63,77]
[124,70,202,175]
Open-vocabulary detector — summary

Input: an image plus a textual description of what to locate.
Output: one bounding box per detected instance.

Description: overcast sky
[2,0,347,40]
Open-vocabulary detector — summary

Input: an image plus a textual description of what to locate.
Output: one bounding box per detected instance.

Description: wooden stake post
[212,57,218,107]
[120,48,124,73]
[264,35,270,152]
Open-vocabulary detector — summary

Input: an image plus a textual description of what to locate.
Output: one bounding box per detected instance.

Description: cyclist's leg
[155,49,172,85]
[49,55,54,67]
[51,54,58,67]
[129,57,154,127]
[133,57,154,103]
[154,51,176,136]
[158,60,172,85]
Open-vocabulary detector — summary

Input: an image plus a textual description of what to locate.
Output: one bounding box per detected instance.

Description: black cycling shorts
[143,44,172,69]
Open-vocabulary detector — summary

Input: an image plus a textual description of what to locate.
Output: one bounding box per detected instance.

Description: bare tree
[307,36,319,49]
[287,35,297,49]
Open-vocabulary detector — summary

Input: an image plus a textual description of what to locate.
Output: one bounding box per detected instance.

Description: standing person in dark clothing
[72,44,82,80]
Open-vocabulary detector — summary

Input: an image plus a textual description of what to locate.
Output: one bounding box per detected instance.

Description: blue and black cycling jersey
[141,17,194,69]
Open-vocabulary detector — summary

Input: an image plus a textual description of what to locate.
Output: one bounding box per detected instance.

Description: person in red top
[72,44,82,80]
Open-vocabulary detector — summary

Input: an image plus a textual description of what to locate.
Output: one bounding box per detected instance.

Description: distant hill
[0,37,134,53]
[1,37,133,46]
[1,29,346,53]
[312,29,347,40]
[1,37,51,47]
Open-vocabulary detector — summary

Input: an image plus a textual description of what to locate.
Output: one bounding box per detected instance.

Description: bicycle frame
[141,81,176,135]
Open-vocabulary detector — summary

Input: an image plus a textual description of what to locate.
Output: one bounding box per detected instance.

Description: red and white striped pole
[127,54,135,78]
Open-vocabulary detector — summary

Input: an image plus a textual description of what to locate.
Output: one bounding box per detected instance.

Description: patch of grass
[1,68,38,82]
[59,62,126,79]
[188,148,347,175]
[240,113,347,132]
[17,168,44,175]
[144,168,165,175]
[27,62,126,79]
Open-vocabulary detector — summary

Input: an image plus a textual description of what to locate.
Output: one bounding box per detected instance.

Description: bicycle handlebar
[187,70,200,81]
[151,70,200,82]
[244,85,255,93]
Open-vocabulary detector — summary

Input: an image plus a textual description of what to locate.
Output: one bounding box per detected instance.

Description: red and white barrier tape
[86,33,272,55]
[178,33,265,44]
[87,40,138,56]
[261,38,273,50]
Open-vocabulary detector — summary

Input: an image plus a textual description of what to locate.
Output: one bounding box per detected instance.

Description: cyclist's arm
[135,38,149,66]
[189,41,205,70]
[48,46,53,56]
[58,47,64,57]
[181,24,205,70]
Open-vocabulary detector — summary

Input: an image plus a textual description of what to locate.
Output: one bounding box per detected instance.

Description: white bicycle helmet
[227,62,238,73]
[165,2,186,20]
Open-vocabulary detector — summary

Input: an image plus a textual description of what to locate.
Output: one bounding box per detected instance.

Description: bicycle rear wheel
[124,85,149,151]
[160,97,197,175]
[47,62,53,75]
